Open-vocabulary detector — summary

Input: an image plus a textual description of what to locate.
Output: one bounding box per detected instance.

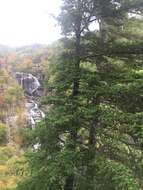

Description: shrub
[0,123,7,145]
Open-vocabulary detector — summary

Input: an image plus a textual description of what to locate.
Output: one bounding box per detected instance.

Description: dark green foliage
[0,123,7,145]
[16,0,143,190]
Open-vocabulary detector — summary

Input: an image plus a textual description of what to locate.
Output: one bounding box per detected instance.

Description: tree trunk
[64,25,81,190]
[64,175,75,190]
[85,12,107,188]
[86,104,99,190]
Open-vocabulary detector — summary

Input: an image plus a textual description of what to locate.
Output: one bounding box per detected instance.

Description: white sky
[0,0,62,47]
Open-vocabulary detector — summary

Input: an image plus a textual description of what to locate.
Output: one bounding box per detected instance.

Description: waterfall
[15,72,45,128]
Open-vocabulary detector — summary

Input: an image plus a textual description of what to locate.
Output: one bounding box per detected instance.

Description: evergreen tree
[16,1,143,190]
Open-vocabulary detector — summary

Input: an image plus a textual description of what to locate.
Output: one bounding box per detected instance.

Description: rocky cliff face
[15,72,40,95]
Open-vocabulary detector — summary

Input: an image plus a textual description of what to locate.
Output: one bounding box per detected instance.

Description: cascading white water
[26,100,45,128]
[15,72,45,128]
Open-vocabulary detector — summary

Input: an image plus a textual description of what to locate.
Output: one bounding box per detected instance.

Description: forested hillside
[0,64,26,189]
[0,0,143,190]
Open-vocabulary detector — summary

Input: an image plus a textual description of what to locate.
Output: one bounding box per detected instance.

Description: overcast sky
[0,0,62,47]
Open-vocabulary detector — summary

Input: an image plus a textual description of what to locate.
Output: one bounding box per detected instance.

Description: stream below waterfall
[15,72,45,128]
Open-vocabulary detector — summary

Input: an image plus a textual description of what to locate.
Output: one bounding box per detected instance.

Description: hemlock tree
[16,0,143,190]
[58,1,95,189]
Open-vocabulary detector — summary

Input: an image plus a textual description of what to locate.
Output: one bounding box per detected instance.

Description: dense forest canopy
[0,0,143,190]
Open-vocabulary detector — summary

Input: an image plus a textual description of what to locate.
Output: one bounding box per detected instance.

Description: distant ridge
[16,43,47,50]
[0,43,48,54]
[0,44,12,53]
